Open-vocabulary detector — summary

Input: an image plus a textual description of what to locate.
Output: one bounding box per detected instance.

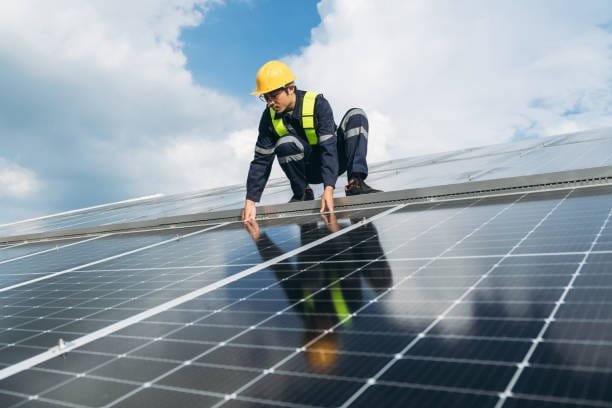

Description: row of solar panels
[0,180,611,406]
[1,128,611,240]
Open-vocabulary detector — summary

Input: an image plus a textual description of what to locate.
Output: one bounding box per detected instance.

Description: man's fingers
[320,196,328,213]
[320,198,334,214]
[326,197,334,214]
[242,207,256,222]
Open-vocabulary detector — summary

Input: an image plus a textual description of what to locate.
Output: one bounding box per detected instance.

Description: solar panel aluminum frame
[1,165,612,245]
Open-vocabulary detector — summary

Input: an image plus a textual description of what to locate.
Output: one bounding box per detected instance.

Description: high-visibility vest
[270,91,319,145]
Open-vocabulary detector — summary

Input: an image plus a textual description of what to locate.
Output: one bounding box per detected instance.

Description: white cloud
[288,0,612,157]
[226,128,259,162]
[0,159,40,198]
[0,0,258,222]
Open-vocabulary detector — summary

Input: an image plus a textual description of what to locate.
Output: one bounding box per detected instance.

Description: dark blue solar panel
[0,185,611,407]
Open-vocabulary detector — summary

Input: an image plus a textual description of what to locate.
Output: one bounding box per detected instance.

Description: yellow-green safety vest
[270,91,319,145]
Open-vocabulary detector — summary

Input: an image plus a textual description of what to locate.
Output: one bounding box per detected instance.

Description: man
[242,60,380,222]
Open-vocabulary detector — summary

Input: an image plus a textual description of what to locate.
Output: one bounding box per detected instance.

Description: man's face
[264,86,295,113]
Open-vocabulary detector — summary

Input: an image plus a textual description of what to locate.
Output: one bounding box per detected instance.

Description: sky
[0,0,611,224]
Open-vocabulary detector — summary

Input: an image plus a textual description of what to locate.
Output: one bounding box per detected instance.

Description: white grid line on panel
[0,205,405,384]
[211,197,520,408]
[12,331,612,382]
[20,198,506,408]
[0,194,163,230]
[0,207,399,310]
[0,223,231,380]
[0,205,417,406]
[0,224,227,294]
[4,188,608,408]
[507,393,612,408]
[96,204,416,408]
[338,190,573,408]
[0,215,365,349]
[0,235,107,268]
[0,233,232,308]
[46,203,443,406]
[496,207,612,407]
[0,242,29,252]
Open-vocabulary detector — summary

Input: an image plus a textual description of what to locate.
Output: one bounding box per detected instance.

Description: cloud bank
[290,0,612,160]
[0,0,258,222]
[0,159,40,199]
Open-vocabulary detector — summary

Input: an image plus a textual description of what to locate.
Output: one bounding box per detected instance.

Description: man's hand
[321,212,340,233]
[320,185,335,214]
[244,219,261,241]
[242,199,257,222]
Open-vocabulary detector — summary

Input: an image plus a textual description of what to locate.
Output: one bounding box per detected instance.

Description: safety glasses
[259,87,287,102]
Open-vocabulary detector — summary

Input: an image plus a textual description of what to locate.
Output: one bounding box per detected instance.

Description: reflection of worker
[244,215,392,371]
[242,60,381,222]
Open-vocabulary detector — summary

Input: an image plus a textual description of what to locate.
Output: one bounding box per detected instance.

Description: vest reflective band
[270,91,319,145]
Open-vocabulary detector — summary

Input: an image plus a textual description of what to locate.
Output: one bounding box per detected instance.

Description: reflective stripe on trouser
[337,107,369,179]
[275,135,308,197]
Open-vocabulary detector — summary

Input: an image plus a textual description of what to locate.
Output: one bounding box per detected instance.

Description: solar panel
[0,177,610,407]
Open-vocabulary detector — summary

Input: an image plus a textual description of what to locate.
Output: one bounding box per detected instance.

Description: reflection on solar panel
[0,128,612,407]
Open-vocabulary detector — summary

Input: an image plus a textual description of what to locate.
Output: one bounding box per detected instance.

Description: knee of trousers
[339,108,369,136]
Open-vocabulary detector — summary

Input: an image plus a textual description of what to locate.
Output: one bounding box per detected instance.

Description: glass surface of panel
[1,176,612,407]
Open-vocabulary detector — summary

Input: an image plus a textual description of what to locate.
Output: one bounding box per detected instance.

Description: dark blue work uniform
[246,89,370,202]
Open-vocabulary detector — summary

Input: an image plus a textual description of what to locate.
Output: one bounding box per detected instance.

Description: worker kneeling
[242,60,381,222]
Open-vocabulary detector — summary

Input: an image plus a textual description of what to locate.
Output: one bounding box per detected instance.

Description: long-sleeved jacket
[246,90,338,202]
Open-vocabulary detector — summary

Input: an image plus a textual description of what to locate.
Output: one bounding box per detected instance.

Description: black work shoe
[289,186,315,203]
[344,177,382,196]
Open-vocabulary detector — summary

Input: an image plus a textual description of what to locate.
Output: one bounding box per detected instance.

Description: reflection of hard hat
[252,60,296,95]
[305,333,339,371]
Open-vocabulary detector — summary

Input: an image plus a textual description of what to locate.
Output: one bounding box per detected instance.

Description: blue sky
[0,0,611,225]
[181,0,320,99]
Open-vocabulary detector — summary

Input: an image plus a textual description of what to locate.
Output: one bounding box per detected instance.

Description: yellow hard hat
[252,60,296,95]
